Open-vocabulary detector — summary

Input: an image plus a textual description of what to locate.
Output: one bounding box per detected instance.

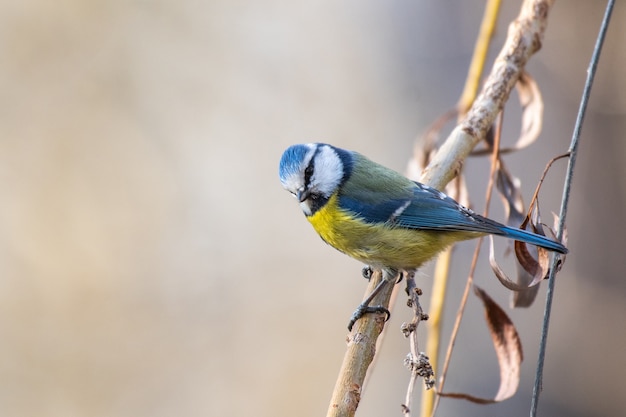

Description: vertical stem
[530,0,615,415]
[419,248,451,417]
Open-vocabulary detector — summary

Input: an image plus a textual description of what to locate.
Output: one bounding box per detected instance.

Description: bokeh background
[1,1,624,416]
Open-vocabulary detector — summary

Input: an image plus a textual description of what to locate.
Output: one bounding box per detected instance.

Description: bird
[278,143,567,328]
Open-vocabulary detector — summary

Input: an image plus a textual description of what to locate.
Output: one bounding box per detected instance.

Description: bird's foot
[347,271,395,331]
[347,303,390,332]
[361,266,373,280]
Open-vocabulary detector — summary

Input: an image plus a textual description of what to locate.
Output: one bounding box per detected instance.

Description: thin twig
[530,1,615,415]
[402,273,434,417]
[526,153,571,213]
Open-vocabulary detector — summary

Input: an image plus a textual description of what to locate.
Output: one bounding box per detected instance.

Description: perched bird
[279,143,567,328]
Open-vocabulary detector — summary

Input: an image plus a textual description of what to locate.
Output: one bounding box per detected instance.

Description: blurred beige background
[0,1,624,416]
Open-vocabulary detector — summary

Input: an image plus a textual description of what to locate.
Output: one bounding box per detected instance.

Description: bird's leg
[347,269,398,331]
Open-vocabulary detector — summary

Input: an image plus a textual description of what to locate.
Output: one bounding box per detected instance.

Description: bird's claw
[347,304,391,331]
[361,266,373,280]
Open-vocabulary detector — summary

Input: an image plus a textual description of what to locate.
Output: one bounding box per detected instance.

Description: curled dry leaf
[551,211,568,272]
[553,211,568,247]
[406,108,459,182]
[472,71,544,156]
[515,71,544,151]
[488,236,543,292]
[514,240,550,287]
[407,112,469,205]
[495,162,525,234]
[511,262,540,307]
[517,206,552,287]
[438,286,523,404]
[494,161,542,306]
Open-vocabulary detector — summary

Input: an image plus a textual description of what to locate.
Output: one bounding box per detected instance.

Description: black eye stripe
[303,148,319,187]
[304,163,314,184]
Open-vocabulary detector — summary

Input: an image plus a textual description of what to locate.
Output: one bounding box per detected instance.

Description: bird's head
[279,143,352,215]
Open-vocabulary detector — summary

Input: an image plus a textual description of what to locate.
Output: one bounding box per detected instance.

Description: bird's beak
[296,188,309,202]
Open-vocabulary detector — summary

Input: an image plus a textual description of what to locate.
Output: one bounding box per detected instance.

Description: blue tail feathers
[499,225,568,254]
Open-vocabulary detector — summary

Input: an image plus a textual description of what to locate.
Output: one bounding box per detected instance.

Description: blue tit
[279,143,567,270]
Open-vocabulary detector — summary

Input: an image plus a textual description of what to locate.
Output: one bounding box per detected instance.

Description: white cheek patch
[310,145,344,197]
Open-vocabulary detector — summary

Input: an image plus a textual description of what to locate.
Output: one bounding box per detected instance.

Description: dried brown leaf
[515,241,550,287]
[515,71,544,150]
[408,120,470,208]
[471,71,544,156]
[492,162,544,306]
[438,286,523,404]
[475,286,523,402]
[407,108,459,181]
[516,207,551,287]
[552,211,568,248]
[510,263,540,307]
[495,161,525,230]
[488,236,541,292]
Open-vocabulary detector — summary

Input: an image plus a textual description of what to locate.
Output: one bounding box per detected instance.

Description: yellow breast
[306,194,471,270]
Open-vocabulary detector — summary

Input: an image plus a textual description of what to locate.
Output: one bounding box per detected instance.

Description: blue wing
[395,184,505,233]
[337,181,567,253]
[338,182,503,234]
